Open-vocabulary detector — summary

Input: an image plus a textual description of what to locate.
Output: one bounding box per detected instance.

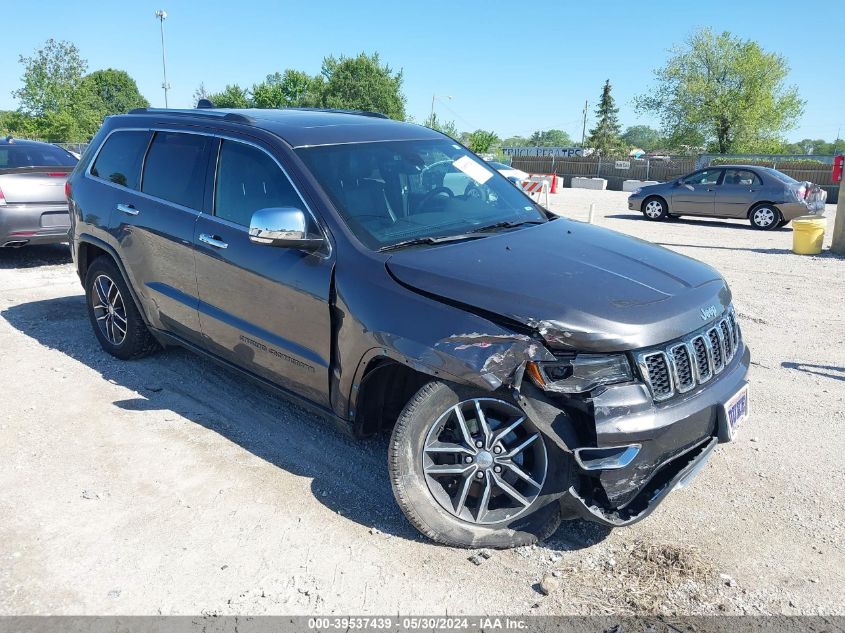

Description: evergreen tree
[587,80,623,154]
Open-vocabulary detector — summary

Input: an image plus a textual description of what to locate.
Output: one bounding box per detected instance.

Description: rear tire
[84,257,158,360]
[642,197,668,221]
[749,204,781,230]
[389,380,562,549]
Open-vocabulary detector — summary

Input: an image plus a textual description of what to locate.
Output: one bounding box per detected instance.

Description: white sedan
[486,161,528,183]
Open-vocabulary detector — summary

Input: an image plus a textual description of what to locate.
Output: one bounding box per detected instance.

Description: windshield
[296,139,546,250]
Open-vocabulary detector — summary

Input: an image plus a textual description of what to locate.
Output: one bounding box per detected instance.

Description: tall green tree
[587,80,623,154]
[620,125,663,151]
[636,28,804,153]
[81,69,149,115]
[13,39,87,117]
[208,84,251,108]
[465,130,499,154]
[529,129,573,147]
[251,70,323,109]
[320,52,405,120]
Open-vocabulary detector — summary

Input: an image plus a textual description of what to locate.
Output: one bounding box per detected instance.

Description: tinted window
[0,144,77,168]
[683,169,721,185]
[214,140,303,226]
[91,131,150,189]
[722,169,762,186]
[763,167,798,185]
[142,132,212,209]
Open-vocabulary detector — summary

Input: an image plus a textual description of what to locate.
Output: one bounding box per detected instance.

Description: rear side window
[214,140,303,226]
[0,144,77,168]
[723,169,762,186]
[141,132,212,210]
[91,131,150,189]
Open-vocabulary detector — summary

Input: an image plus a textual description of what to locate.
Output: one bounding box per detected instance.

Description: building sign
[614,160,631,169]
[502,146,587,158]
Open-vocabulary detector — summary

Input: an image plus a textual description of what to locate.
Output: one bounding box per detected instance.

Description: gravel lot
[1,189,843,616]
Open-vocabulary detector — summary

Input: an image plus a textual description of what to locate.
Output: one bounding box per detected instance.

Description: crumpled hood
[386,219,731,352]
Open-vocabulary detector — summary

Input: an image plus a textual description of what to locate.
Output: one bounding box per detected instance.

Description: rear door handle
[199,233,228,249]
[117,203,139,216]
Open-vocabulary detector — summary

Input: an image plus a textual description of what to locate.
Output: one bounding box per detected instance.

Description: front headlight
[632,188,642,195]
[526,354,633,394]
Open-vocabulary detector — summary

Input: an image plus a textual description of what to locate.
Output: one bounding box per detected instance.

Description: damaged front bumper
[517,343,750,527]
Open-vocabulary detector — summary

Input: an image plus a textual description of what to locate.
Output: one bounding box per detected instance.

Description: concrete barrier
[571,177,607,190]
[622,179,660,192]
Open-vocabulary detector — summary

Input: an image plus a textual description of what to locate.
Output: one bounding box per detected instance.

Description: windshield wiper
[379,234,485,252]
[467,219,545,233]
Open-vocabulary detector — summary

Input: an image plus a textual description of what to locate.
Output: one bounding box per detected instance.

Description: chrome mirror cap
[248,207,323,250]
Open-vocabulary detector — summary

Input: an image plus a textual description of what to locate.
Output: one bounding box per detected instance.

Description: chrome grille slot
[708,329,723,371]
[644,352,673,400]
[720,321,733,360]
[670,344,695,392]
[728,312,740,349]
[638,307,742,402]
[692,336,712,382]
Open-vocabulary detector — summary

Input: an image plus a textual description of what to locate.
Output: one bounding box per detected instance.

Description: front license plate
[723,384,749,439]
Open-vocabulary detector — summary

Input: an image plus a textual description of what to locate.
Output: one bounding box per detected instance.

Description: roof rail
[126,108,254,125]
[283,107,389,119]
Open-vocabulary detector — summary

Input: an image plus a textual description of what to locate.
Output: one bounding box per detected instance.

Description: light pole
[155,10,170,108]
[429,94,452,124]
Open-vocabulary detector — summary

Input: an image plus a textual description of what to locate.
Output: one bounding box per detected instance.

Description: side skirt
[150,328,356,438]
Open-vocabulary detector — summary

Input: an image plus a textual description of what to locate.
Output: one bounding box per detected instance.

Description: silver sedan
[627,165,826,230]
[0,137,78,247]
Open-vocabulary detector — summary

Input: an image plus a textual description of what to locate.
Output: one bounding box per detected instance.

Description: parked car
[486,160,529,184]
[67,107,750,548]
[0,137,78,247]
[627,165,827,230]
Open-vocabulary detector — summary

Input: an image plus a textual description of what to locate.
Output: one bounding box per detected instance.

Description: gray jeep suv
[67,107,750,548]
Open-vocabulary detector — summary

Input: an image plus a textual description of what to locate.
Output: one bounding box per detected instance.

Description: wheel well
[354,359,432,437]
[747,201,779,218]
[77,241,113,281]
[643,194,667,209]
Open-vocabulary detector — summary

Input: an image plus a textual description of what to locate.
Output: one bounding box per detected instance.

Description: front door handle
[117,203,139,216]
[199,233,228,249]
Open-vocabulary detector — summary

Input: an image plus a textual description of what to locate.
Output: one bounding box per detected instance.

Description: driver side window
[215,140,304,227]
[684,169,721,185]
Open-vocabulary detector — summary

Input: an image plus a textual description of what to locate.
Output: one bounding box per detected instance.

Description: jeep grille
[638,307,742,402]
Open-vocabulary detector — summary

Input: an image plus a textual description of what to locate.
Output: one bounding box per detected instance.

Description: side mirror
[248,207,324,251]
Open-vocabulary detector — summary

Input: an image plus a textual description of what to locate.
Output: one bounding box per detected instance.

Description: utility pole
[155,10,170,108]
[580,100,588,147]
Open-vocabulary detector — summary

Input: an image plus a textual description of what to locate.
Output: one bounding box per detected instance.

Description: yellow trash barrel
[792,216,826,255]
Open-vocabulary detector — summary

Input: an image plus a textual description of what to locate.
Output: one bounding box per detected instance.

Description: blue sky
[2,0,841,142]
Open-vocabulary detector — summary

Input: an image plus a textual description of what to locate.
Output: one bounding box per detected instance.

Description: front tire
[642,197,668,221]
[389,381,561,548]
[749,204,781,230]
[85,257,158,360]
